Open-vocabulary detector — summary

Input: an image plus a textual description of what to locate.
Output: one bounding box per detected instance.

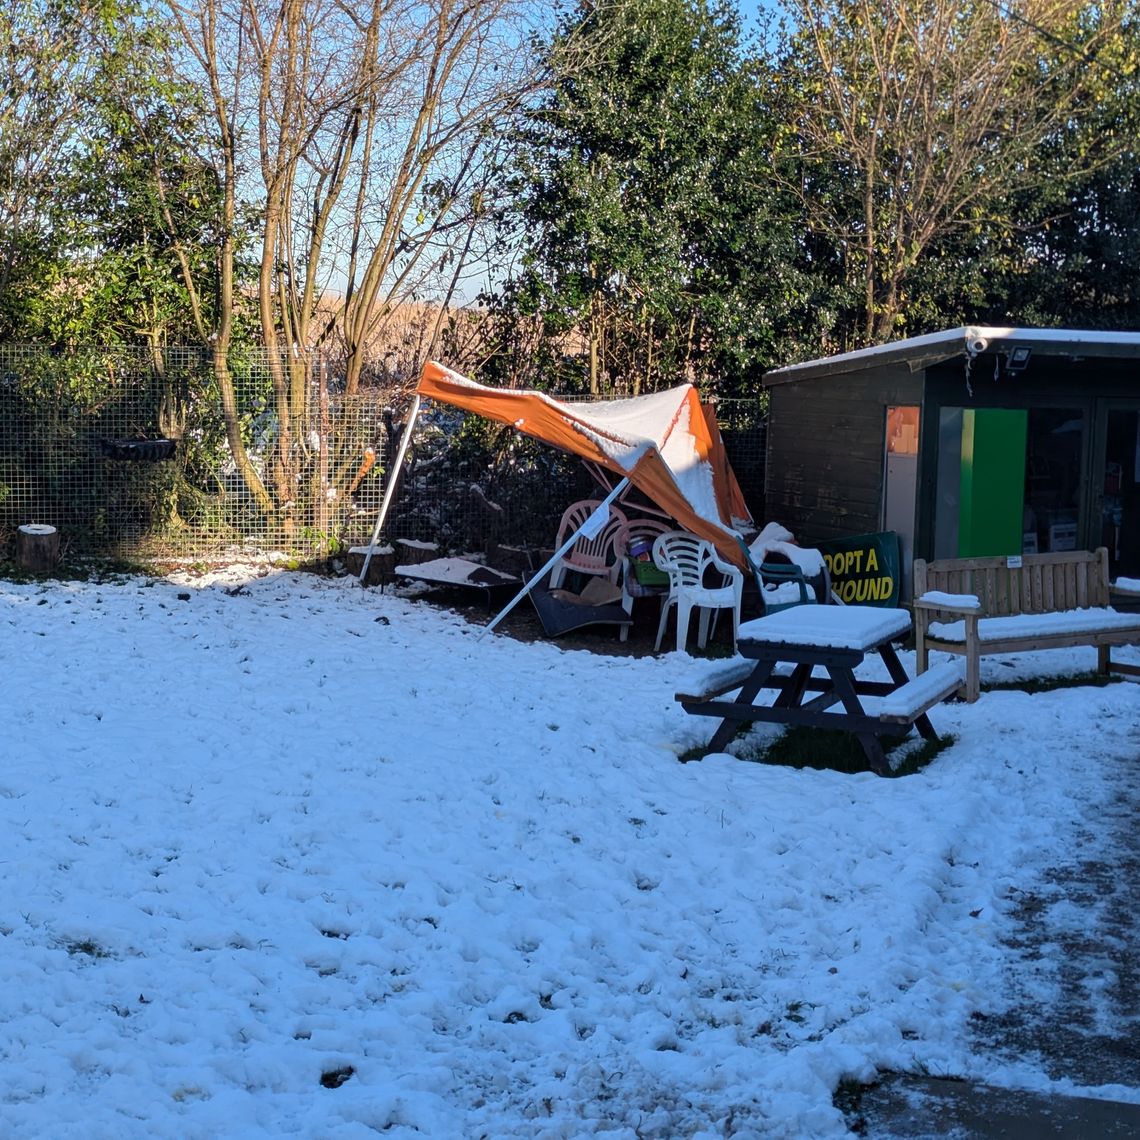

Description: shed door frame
[1089,397,1140,579]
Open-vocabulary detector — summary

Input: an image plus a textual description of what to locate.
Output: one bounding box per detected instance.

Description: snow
[765,326,1140,382]
[738,604,912,651]
[563,389,727,534]
[918,590,981,611]
[1,564,1139,1138]
[929,606,1140,643]
[748,525,827,580]
[392,558,519,587]
[877,662,965,719]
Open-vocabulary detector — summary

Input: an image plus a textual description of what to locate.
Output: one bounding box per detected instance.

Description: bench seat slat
[877,662,963,723]
[929,608,1140,644]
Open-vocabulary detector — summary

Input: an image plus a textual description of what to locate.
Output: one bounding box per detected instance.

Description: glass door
[932,403,1090,560]
[1094,405,1140,580]
[1022,407,1086,556]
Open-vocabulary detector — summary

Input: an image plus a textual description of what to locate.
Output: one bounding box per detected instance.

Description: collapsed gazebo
[359,361,758,632]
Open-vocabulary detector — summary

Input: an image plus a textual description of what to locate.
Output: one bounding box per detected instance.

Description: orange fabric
[416,362,752,567]
[702,402,752,529]
[418,362,620,470]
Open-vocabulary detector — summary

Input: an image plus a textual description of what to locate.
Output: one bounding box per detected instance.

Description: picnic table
[676,605,963,775]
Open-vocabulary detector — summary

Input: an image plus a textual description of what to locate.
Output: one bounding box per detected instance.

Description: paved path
[856,732,1140,1137]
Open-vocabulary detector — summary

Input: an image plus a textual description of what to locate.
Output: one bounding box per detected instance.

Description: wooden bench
[913,548,1140,702]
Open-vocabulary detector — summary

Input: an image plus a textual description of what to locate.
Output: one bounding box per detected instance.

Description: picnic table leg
[858,735,889,775]
[829,666,889,775]
[877,643,938,742]
[704,659,778,755]
[773,662,813,709]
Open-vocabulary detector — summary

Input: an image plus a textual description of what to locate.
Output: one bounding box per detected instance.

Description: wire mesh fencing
[0,344,767,570]
[0,345,391,563]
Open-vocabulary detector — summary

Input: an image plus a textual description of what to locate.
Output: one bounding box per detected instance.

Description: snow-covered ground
[1,563,1138,1139]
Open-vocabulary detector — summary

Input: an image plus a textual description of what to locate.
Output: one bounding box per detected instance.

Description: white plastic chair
[652,531,744,653]
[549,500,629,590]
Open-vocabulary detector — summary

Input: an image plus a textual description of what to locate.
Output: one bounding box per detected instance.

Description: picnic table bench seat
[677,658,964,727]
[876,661,965,724]
[675,659,782,704]
[914,547,1140,702]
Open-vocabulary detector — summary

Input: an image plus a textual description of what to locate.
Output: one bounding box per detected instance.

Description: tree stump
[16,524,60,573]
[394,538,439,566]
[346,544,395,587]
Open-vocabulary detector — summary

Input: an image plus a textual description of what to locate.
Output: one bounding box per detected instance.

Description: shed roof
[763,327,1140,386]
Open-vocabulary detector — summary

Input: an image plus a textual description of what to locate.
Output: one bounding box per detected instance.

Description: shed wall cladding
[764,364,924,544]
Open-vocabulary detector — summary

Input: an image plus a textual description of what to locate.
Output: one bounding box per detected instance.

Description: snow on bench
[674,659,793,704]
[876,662,964,724]
[927,607,1140,644]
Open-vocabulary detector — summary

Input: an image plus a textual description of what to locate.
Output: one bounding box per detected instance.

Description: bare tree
[160,0,540,528]
[778,0,1135,344]
[328,0,538,393]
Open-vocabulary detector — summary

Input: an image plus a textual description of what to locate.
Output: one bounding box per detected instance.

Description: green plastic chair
[736,535,821,615]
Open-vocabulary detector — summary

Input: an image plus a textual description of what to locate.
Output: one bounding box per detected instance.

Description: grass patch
[833,1077,870,1133]
[682,722,954,775]
[684,640,736,660]
[63,937,112,959]
[748,725,953,776]
[982,670,1120,696]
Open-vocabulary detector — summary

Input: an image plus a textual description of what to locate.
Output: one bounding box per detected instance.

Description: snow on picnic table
[737,604,911,651]
[0,565,1138,1139]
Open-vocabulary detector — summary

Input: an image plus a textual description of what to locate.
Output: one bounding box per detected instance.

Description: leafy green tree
[485,0,799,397]
[0,0,95,338]
[0,0,237,351]
[39,9,234,351]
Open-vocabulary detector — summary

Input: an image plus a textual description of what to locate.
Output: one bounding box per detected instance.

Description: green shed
[762,327,1140,597]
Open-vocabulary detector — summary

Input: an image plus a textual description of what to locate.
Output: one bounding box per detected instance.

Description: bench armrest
[913,590,981,615]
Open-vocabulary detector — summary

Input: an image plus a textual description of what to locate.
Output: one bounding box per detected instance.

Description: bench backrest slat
[1041,564,1056,613]
[994,567,1009,615]
[914,548,1111,619]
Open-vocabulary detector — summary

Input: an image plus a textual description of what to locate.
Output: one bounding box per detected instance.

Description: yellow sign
[817,532,901,607]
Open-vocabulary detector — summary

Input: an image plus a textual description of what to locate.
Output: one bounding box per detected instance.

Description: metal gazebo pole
[358,394,421,586]
[480,477,630,637]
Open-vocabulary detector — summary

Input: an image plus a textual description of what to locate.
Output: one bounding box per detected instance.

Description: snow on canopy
[415,362,754,565]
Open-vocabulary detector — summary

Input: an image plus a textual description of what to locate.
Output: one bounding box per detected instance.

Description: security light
[1006,346,1032,372]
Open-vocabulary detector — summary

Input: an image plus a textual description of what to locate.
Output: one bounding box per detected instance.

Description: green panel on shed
[959,409,1027,557]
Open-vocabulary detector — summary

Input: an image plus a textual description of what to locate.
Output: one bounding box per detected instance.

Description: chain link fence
[0,345,766,568]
